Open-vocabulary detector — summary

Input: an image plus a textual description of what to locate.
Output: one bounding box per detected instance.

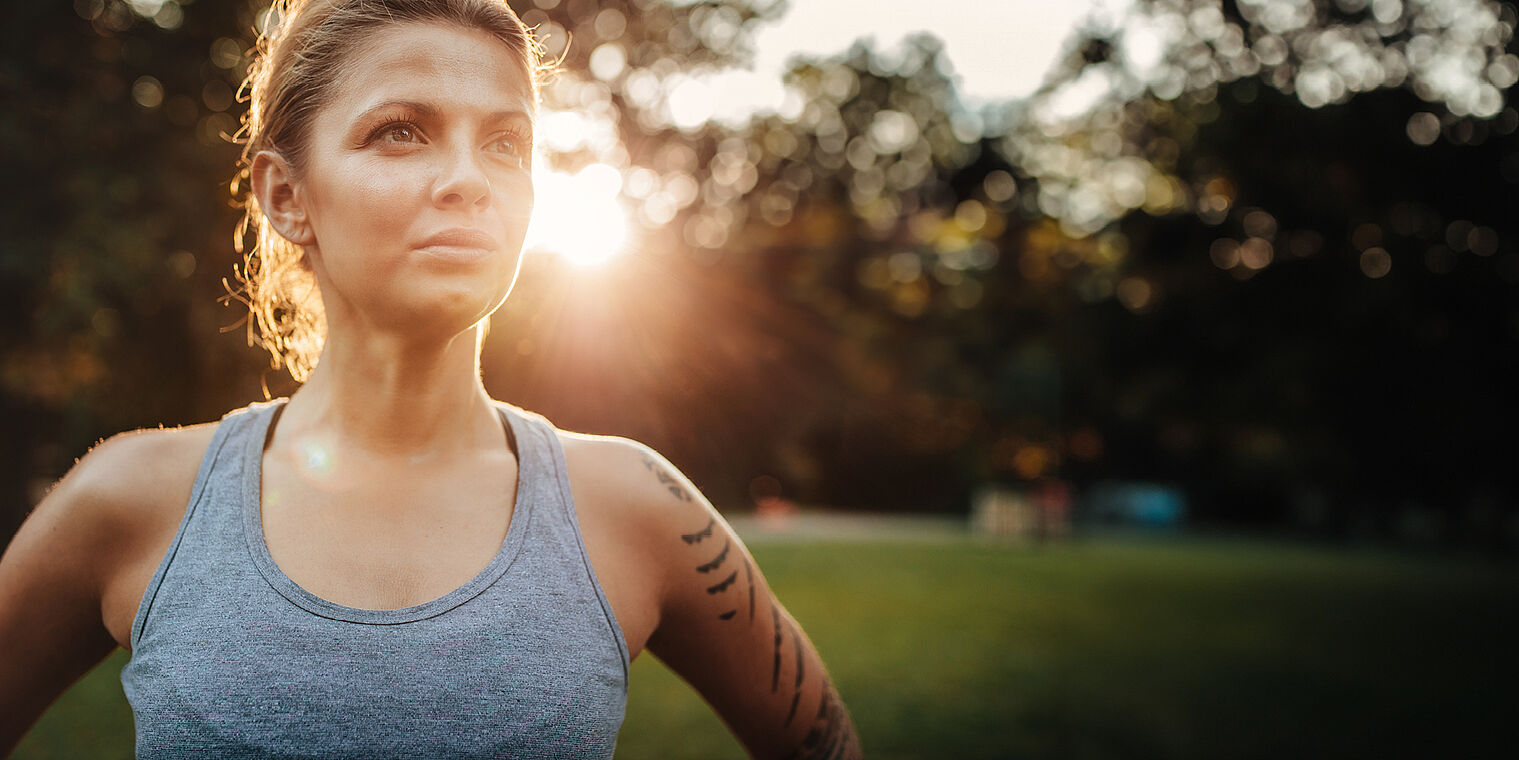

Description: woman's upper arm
[0,437,129,751]
[631,449,863,760]
[0,428,201,754]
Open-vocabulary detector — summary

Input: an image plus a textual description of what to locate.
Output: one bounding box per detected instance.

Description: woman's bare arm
[0,428,204,755]
[0,440,125,752]
[623,446,863,759]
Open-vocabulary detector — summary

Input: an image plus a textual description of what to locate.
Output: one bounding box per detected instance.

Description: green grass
[15,536,1518,759]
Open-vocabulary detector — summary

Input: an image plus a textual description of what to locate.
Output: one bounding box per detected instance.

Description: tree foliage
[3,0,1516,541]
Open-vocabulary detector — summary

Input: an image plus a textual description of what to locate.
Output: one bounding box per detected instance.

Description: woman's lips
[414,228,498,263]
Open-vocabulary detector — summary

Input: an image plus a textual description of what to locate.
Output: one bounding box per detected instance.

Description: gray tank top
[121,399,630,759]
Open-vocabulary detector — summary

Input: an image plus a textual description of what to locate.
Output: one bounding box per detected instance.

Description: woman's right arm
[0,428,206,755]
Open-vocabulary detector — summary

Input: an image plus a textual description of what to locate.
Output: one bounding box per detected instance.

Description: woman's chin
[377,284,512,340]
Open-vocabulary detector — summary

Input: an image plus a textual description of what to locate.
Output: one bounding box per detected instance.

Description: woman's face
[294,21,535,337]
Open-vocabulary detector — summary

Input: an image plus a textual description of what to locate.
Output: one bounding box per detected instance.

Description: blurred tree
[998,0,1519,531]
[0,0,264,535]
[5,0,1517,541]
[585,0,1519,531]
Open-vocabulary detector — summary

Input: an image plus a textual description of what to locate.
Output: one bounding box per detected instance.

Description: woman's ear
[250,150,316,247]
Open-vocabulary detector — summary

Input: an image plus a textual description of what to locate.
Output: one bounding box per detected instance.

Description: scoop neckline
[240,398,532,625]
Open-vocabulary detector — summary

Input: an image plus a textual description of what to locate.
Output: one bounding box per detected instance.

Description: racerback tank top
[120,398,630,759]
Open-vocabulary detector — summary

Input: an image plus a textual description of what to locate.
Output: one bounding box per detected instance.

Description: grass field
[14,535,1518,759]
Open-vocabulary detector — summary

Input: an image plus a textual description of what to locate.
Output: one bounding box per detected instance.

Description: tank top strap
[496,403,565,526]
[495,402,632,684]
[497,405,579,519]
[129,400,280,650]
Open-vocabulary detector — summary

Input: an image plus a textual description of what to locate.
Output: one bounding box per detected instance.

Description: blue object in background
[1083,481,1187,529]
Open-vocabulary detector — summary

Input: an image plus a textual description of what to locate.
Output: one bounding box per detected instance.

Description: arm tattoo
[785,690,802,727]
[745,556,755,622]
[792,621,805,689]
[706,570,739,594]
[770,601,782,693]
[670,514,859,755]
[678,518,756,621]
[788,679,862,760]
[770,610,859,757]
[696,539,731,572]
[641,455,693,502]
[783,618,805,726]
[681,517,715,544]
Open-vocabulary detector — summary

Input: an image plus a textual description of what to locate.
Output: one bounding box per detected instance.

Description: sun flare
[524,162,630,268]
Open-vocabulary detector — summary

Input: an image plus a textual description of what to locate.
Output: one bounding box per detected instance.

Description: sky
[690,0,1133,124]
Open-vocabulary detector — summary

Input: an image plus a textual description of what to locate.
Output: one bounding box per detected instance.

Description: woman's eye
[383,124,419,143]
[489,133,529,160]
[366,121,421,146]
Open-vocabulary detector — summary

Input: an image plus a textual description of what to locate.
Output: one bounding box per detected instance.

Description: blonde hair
[228,0,550,382]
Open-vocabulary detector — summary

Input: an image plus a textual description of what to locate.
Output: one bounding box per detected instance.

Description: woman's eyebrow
[351,101,533,126]
[353,99,439,122]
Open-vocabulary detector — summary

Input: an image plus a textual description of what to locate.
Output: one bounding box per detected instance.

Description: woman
[0,1,862,757]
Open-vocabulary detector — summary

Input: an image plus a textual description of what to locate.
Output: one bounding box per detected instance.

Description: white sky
[692,0,1132,124]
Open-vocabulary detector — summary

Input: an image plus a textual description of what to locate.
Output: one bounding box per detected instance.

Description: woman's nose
[431,144,491,210]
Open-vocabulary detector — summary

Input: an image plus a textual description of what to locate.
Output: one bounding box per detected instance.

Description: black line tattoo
[642,455,692,502]
[719,610,737,620]
[798,689,835,759]
[745,556,755,622]
[800,726,821,756]
[792,621,805,689]
[787,680,861,760]
[681,517,714,544]
[817,696,844,760]
[696,539,731,573]
[770,602,782,693]
[822,688,855,760]
[783,618,805,727]
[705,570,738,594]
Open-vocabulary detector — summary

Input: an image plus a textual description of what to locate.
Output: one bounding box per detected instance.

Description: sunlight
[525,162,630,268]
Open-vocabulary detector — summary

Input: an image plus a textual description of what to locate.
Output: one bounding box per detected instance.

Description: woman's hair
[229,0,550,382]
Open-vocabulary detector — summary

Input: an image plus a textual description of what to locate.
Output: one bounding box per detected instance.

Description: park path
[724,510,969,544]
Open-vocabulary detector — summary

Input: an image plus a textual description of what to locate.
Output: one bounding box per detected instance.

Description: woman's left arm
[627,447,863,760]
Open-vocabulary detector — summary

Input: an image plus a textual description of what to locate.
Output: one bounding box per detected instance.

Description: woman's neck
[279,322,500,460]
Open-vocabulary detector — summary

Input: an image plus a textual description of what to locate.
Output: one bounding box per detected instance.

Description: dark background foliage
[3,0,1516,549]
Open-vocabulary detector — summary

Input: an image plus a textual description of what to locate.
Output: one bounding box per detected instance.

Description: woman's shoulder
[491,403,713,533]
[495,405,675,497]
[546,423,710,530]
[71,423,219,495]
[556,429,684,500]
[44,422,221,546]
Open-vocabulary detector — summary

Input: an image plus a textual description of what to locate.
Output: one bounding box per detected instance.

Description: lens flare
[525,162,631,268]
